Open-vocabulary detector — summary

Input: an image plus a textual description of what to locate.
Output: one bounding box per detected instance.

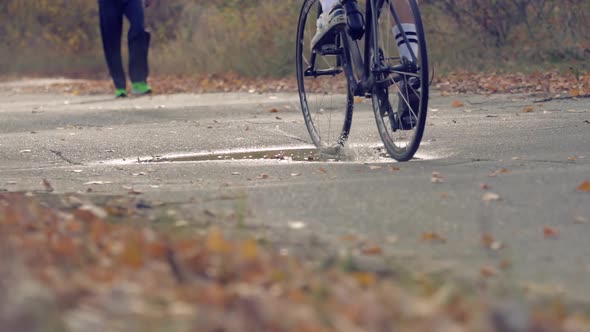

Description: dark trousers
[99,0,150,89]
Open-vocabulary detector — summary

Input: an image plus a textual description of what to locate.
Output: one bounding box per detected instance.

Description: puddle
[95,144,437,166]
[137,146,374,163]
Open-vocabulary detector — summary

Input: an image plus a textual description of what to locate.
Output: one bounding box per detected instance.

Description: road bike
[296,0,428,161]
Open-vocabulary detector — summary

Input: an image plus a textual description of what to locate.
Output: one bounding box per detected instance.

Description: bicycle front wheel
[371,0,429,161]
[296,0,353,149]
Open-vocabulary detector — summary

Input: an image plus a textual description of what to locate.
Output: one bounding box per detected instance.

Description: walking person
[99,0,154,98]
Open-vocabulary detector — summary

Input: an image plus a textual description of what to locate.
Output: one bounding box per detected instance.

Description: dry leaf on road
[480,183,491,190]
[431,172,444,183]
[543,226,559,239]
[42,179,54,192]
[452,99,464,108]
[361,246,384,256]
[287,221,306,230]
[480,266,497,278]
[481,234,504,250]
[481,192,500,201]
[488,168,511,177]
[422,232,447,243]
[84,181,113,185]
[577,181,590,192]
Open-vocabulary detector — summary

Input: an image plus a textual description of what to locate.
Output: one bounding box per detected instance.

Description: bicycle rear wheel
[296,0,353,149]
[371,0,429,161]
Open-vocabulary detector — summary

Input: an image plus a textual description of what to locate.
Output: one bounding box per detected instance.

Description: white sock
[393,24,419,62]
[320,0,339,13]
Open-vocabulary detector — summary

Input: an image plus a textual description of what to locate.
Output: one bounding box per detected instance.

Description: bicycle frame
[306,0,420,98]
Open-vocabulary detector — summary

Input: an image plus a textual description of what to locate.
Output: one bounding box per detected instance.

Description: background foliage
[0,0,588,78]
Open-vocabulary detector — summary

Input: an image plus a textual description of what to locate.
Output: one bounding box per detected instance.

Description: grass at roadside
[1,192,589,331]
[2,2,588,79]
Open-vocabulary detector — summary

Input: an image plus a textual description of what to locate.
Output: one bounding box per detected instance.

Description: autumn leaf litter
[2,192,589,331]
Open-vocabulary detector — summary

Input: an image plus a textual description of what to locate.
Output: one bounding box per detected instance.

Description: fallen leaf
[522,106,534,113]
[386,235,399,244]
[354,272,377,287]
[577,181,590,192]
[206,227,232,253]
[569,88,581,97]
[128,188,143,195]
[288,221,306,230]
[361,246,383,255]
[480,266,496,278]
[480,183,491,190]
[488,168,510,177]
[481,234,494,247]
[240,239,260,260]
[175,220,189,227]
[340,235,358,242]
[543,226,559,238]
[422,232,447,243]
[390,166,401,171]
[268,108,279,113]
[318,167,328,174]
[84,181,113,185]
[78,204,108,219]
[452,99,464,108]
[431,172,444,183]
[481,192,500,201]
[256,173,270,179]
[42,179,54,192]
[498,260,512,270]
[119,238,144,269]
[482,234,504,250]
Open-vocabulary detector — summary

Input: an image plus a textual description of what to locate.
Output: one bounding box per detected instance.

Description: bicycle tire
[371,0,429,161]
[296,0,354,149]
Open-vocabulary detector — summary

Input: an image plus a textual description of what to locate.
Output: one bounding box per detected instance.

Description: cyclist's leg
[320,0,339,12]
[391,0,418,63]
[312,0,346,50]
[389,0,420,129]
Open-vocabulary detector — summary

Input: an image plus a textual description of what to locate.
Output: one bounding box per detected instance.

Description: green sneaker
[115,88,128,98]
[131,82,152,95]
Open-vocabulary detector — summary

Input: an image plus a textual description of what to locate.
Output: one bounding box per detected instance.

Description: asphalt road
[1,80,589,302]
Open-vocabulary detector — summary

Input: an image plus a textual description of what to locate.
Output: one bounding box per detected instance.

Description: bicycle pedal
[319,44,340,56]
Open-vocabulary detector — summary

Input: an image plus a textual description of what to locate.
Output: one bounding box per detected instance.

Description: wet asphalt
[1,80,589,302]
